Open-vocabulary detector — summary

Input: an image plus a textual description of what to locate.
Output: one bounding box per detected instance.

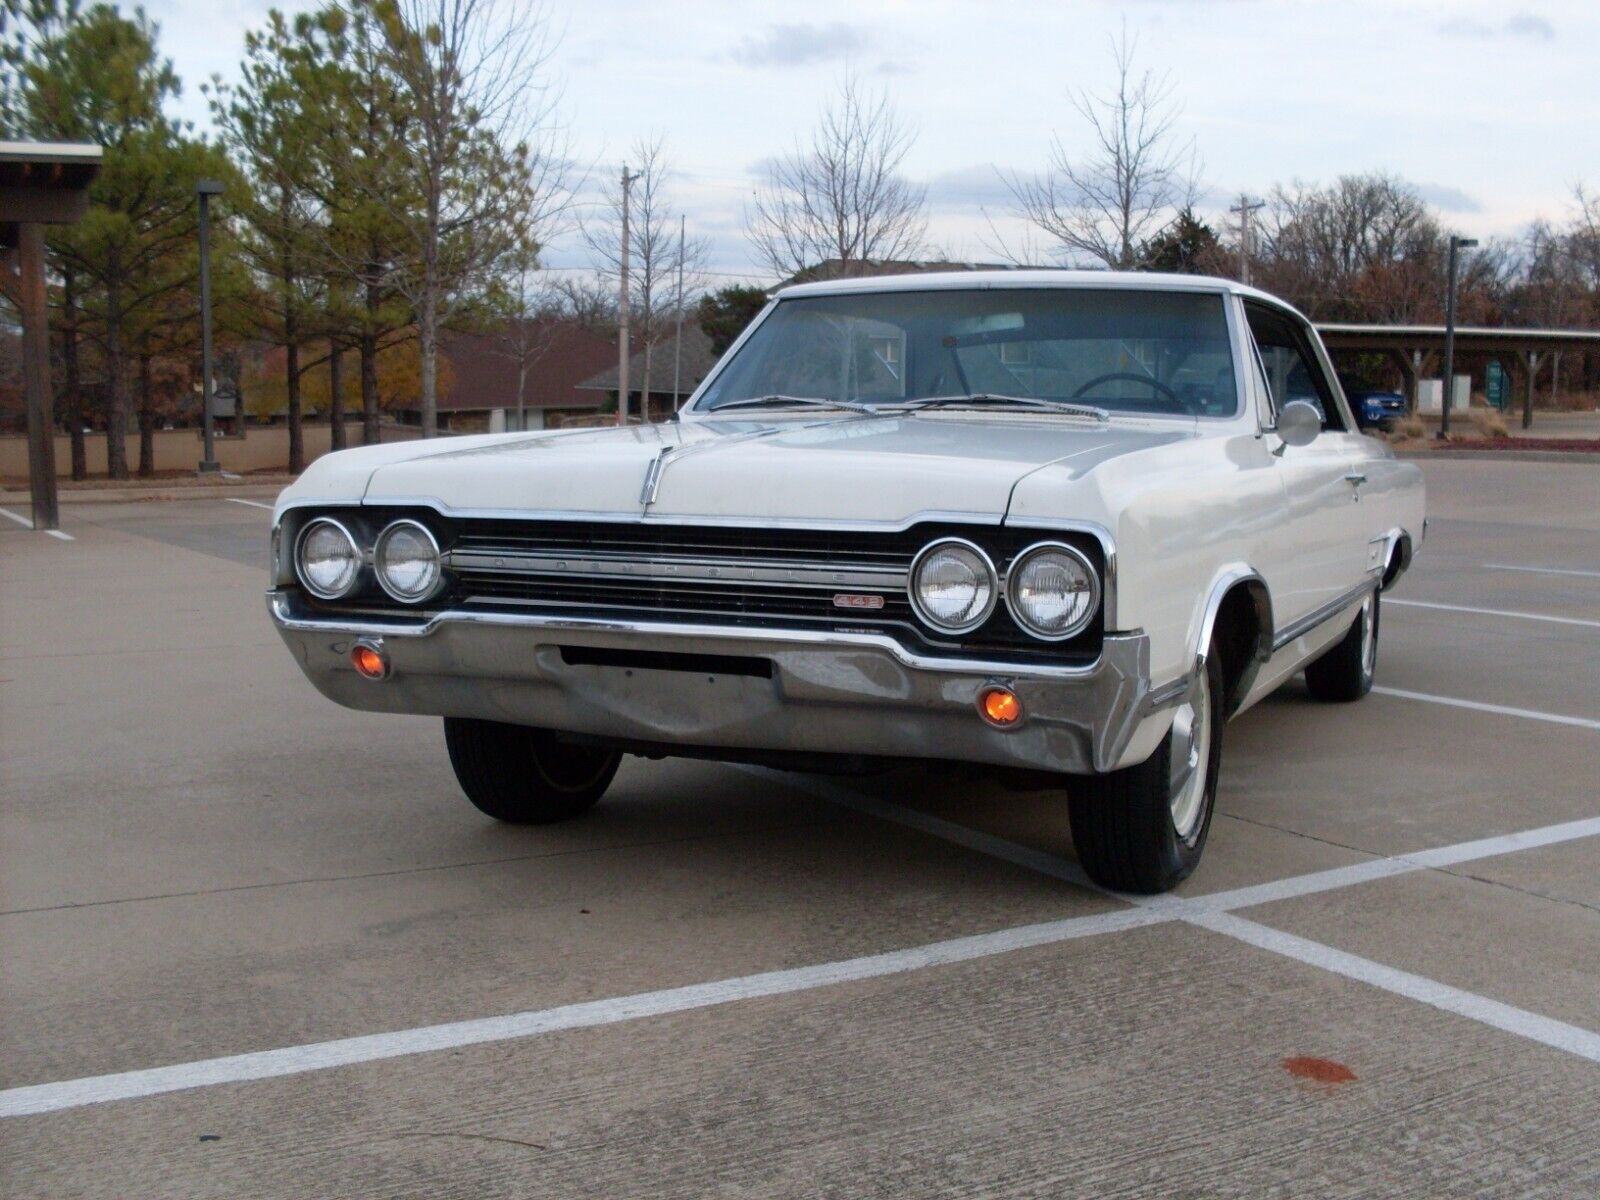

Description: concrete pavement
[2,460,1597,1197]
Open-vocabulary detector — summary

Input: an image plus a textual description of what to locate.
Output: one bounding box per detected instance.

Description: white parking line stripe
[226,498,274,510]
[1483,563,1600,580]
[0,905,1168,1118]
[1386,597,1600,629]
[0,506,72,539]
[6,783,1598,1119]
[1373,686,1600,732]
[762,770,1600,1062]
[1189,910,1600,1064]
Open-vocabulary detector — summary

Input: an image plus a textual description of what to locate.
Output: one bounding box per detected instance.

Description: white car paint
[272,271,1425,771]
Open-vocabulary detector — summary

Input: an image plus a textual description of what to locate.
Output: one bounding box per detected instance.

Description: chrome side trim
[449,548,907,592]
[275,496,1007,533]
[268,590,1108,681]
[1271,580,1375,652]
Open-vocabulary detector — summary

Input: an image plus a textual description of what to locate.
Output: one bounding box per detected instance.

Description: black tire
[1068,651,1224,894]
[443,718,621,824]
[1304,589,1379,703]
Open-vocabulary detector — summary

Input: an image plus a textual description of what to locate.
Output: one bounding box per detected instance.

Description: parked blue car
[1346,390,1408,430]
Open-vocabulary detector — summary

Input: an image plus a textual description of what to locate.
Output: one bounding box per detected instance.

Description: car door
[1244,302,1370,626]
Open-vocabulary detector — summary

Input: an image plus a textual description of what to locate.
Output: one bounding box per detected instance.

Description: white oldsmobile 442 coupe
[270,271,1424,893]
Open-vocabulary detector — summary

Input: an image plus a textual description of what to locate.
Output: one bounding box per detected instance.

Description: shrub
[1468,408,1510,438]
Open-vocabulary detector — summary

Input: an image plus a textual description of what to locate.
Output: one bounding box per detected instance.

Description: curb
[0,483,286,506]
[1396,450,1600,465]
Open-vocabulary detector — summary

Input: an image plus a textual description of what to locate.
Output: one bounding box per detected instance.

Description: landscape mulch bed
[1429,437,1600,453]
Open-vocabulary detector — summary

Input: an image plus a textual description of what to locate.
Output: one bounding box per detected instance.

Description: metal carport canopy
[1316,324,1600,354]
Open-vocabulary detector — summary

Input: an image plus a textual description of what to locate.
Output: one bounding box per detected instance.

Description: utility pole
[196,179,224,472]
[1229,194,1265,286]
[673,214,685,411]
[616,164,641,425]
[1438,235,1478,438]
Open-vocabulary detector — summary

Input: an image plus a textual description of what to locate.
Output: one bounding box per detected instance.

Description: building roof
[781,258,1014,286]
[424,319,618,413]
[575,325,719,399]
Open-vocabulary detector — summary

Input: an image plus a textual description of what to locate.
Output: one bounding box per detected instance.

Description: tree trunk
[287,339,304,475]
[360,329,379,444]
[329,344,346,450]
[104,272,129,481]
[62,267,87,481]
[641,340,653,423]
[419,189,441,437]
[136,353,156,478]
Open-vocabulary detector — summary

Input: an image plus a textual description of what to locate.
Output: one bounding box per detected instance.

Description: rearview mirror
[1274,400,1321,450]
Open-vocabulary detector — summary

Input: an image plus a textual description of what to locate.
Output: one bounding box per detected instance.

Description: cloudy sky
[146,0,1597,283]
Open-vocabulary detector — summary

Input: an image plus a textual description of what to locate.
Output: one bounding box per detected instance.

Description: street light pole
[616,164,641,426]
[1438,235,1478,438]
[196,179,224,472]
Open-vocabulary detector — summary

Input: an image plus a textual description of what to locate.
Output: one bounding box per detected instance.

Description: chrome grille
[297,510,1104,663]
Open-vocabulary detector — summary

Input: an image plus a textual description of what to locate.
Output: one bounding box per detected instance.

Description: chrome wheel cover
[1360,593,1378,681]
[1168,669,1212,842]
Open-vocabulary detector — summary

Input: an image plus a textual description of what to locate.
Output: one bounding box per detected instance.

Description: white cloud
[728,22,871,68]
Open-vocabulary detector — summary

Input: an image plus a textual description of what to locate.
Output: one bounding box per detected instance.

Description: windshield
[695,287,1239,418]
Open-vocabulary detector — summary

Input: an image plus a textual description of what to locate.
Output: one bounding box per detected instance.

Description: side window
[1244,304,1345,431]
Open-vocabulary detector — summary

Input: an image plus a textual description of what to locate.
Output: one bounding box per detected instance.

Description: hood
[353,415,1189,525]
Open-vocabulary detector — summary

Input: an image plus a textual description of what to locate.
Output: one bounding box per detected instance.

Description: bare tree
[748,74,927,281]
[375,0,569,435]
[486,239,561,431]
[585,135,709,416]
[1005,28,1196,269]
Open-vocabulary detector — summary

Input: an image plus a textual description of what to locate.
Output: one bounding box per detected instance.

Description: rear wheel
[1305,590,1378,702]
[1067,651,1224,894]
[444,718,621,824]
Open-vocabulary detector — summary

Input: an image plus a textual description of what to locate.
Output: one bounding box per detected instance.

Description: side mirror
[1274,400,1321,452]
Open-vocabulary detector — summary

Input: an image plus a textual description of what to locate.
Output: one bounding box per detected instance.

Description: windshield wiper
[707,394,878,416]
[902,393,1110,421]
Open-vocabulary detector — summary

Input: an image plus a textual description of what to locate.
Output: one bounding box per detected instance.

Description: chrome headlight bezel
[293,516,363,600]
[1005,541,1101,641]
[373,518,445,604]
[908,537,1000,635]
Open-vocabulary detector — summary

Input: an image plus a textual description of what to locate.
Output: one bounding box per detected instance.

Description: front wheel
[1067,651,1224,894]
[444,718,621,824]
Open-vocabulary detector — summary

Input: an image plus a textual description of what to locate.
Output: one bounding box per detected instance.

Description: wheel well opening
[1381,534,1413,590]
[1210,583,1271,716]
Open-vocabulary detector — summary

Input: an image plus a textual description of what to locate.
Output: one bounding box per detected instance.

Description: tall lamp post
[1438,235,1478,438]
[196,179,224,472]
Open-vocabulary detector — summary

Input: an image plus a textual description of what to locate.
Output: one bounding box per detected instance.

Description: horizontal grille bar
[449,548,906,592]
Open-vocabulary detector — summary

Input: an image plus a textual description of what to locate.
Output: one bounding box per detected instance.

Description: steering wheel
[1073,372,1183,405]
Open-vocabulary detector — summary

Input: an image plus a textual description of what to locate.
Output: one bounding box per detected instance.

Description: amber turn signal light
[979,686,1021,727]
[351,641,389,680]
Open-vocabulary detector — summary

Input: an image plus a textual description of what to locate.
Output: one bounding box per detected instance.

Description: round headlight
[1007,543,1100,639]
[374,519,443,603]
[296,518,361,599]
[910,539,998,633]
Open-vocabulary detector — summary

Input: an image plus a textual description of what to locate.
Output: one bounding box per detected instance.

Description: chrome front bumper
[269,592,1162,775]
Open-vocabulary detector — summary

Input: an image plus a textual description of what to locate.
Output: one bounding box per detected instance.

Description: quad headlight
[1007,542,1099,639]
[295,517,361,599]
[374,519,444,603]
[909,539,998,633]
